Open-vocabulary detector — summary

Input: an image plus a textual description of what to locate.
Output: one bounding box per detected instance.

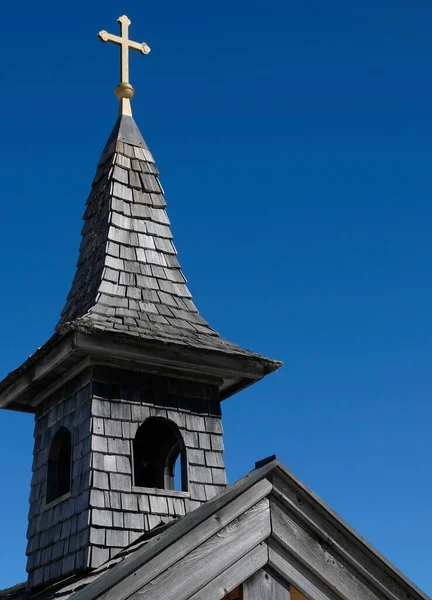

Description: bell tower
[0,15,280,589]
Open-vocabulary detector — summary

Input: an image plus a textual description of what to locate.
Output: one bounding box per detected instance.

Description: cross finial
[98,15,151,116]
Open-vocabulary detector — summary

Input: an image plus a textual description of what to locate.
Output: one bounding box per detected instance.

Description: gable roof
[2,458,428,600]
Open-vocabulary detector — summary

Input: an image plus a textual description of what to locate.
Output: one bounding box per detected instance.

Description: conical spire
[58,114,241,353]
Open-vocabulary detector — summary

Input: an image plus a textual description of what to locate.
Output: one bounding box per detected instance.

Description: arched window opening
[133,418,186,491]
[46,427,72,504]
[173,453,182,491]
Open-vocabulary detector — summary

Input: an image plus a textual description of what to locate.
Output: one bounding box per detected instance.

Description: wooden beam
[130,498,271,600]
[188,543,268,600]
[271,474,413,600]
[271,499,382,600]
[243,567,291,599]
[269,541,338,600]
[271,471,428,600]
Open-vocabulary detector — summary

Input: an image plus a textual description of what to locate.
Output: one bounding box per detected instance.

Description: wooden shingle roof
[58,114,245,354]
[0,113,281,411]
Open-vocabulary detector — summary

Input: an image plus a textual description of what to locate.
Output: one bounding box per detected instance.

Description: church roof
[1,458,428,600]
[58,113,246,354]
[0,112,281,411]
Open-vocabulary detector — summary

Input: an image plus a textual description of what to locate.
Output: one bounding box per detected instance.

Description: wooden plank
[271,472,428,600]
[271,500,382,600]
[131,498,271,600]
[243,567,291,599]
[96,480,272,600]
[188,543,267,600]
[269,541,338,600]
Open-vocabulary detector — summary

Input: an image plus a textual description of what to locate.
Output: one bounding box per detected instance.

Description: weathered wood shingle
[57,114,244,354]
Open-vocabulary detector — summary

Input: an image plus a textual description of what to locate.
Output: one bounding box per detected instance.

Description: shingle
[189,465,213,484]
[150,208,170,225]
[99,281,126,297]
[145,250,168,267]
[141,148,155,162]
[150,193,167,208]
[136,275,159,290]
[128,170,142,189]
[145,221,172,239]
[211,468,227,485]
[158,279,178,295]
[130,203,151,218]
[149,495,168,514]
[205,451,224,468]
[115,153,131,169]
[119,272,136,286]
[111,212,131,230]
[105,255,125,271]
[131,159,142,171]
[137,234,156,250]
[112,166,129,184]
[112,181,133,201]
[124,512,144,529]
[154,237,176,254]
[121,493,138,512]
[133,189,152,204]
[91,509,112,527]
[109,473,131,492]
[106,529,129,547]
[119,246,137,261]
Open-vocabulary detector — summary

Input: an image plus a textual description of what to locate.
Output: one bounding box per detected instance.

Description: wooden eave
[0,327,280,412]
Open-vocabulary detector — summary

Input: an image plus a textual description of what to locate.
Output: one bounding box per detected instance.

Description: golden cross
[98,15,151,116]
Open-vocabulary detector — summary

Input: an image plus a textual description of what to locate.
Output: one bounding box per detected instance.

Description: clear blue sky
[0,0,431,593]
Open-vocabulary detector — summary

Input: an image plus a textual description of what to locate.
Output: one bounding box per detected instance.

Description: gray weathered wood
[271,499,381,600]
[243,567,291,600]
[272,473,415,600]
[131,498,271,600]
[188,543,268,600]
[97,479,272,600]
[269,540,338,600]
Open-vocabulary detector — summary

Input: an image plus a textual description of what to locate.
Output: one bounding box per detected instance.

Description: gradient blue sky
[1,0,431,593]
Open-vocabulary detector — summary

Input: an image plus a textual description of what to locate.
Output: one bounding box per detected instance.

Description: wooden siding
[243,568,290,599]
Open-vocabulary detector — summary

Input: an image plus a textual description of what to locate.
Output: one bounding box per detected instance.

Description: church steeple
[59,14,254,364]
[0,16,281,589]
[58,109,229,351]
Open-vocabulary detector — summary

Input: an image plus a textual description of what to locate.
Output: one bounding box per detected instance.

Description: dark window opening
[46,427,72,504]
[223,587,242,600]
[133,418,187,491]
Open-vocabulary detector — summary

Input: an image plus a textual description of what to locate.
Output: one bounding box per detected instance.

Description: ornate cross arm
[98,15,151,116]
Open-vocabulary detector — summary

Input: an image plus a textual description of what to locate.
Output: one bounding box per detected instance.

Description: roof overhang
[0,328,282,412]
